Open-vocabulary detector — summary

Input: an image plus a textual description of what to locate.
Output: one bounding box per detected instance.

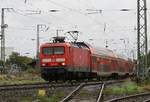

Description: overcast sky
[0,0,150,59]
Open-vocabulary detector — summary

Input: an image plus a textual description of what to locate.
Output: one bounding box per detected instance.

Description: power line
[11,8,52,25]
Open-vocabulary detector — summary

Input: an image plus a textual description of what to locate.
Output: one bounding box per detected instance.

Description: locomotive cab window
[42,47,64,55]
[42,47,53,55]
[54,47,64,54]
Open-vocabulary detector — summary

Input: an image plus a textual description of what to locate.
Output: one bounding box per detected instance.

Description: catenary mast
[137,0,148,80]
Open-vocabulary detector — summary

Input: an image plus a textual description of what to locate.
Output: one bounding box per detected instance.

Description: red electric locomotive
[40,36,135,81]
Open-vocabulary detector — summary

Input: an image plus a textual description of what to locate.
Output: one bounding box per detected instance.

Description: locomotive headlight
[42,63,46,66]
[56,58,65,62]
[61,62,66,66]
[42,58,51,62]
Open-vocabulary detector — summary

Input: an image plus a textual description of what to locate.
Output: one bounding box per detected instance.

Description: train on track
[40,36,135,81]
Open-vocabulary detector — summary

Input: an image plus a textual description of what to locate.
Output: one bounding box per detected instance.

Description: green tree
[6,52,33,70]
[0,60,4,66]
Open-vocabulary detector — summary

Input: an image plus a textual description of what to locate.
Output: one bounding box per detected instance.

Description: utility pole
[36,24,47,69]
[36,24,40,69]
[1,8,11,71]
[1,8,5,63]
[137,0,148,80]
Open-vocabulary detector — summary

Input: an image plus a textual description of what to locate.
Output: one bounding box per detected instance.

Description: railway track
[0,82,79,102]
[105,92,150,102]
[60,80,125,102]
[1,79,141,102]
[0,79,123,91]
[0,82,78,91]
[60,82,105,102]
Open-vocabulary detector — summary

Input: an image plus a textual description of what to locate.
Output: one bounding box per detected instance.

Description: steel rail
[0,82,49,88]
[0,82,78,91]
[0,79,124,89]
[105,92,150,102]
[143,98,150,102]
[96,83,105,102]
[0,80,103,89]
[0,81,74,88]
[0,81,105,92]
[60,83,85,102]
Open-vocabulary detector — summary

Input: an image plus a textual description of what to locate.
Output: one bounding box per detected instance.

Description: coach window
[92,56,97,63]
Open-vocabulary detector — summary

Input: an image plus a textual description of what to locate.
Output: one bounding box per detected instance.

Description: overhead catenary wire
[47,0,104,26]
[13,8,52,25]
[2,0,149,57]
[4,0,139,36]
[44,0,138,40]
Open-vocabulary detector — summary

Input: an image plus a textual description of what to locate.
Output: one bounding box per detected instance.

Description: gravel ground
[0,85,77,102]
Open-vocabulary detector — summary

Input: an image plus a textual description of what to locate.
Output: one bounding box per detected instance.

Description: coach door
[91,56,98,73]
[111,60,117,73]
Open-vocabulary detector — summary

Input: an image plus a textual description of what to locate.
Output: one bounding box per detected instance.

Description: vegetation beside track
[104,81,150,95]
[0,73,45,85]
[20,92,65,102]
[0,52,46,85]
[20,97,50,102]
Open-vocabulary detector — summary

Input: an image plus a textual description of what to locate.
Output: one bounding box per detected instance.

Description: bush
[26,67,40,74]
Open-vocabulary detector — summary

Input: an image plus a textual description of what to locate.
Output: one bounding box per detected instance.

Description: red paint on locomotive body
[40,42,91,70]
[40,37,135,81]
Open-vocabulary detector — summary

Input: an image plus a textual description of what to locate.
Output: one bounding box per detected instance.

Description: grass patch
[20,92,65,102]
[20,96,50,102]
[139,79,150,91]
[143,85,150,91]
[49,91,65,102]
[0,74,46,85]
[143,79,150,85]
[104,82,144,95]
